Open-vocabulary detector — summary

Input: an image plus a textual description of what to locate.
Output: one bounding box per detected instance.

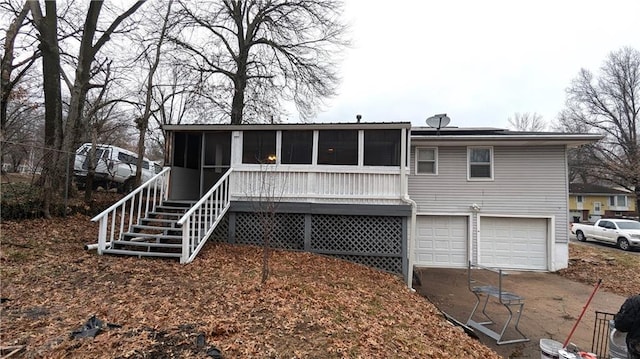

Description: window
[118,151,137,165]
[610,195,627,207]
[576,195,583,203]
[281,130,313,164]
[242,131,276,164]
[364,129,401,166]
[415,148,437,174]
[468,147,493,180]
[317,130,358,165]
[204,132,231,167]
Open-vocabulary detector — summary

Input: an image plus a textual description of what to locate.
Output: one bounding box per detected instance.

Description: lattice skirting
[226,212,406,275]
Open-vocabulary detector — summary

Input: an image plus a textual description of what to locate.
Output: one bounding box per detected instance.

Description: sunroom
[93,122,413,279]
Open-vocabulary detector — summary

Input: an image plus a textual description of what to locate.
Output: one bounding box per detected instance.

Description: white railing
[91,167,171,254]
[177,168,232,264]
[231,167,404,204]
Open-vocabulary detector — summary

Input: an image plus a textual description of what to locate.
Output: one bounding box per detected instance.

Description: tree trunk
[30,0,64,218]
[230,76,246,125]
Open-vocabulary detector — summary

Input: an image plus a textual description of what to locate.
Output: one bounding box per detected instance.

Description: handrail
[177,168,232,225]
[90,167,171,255]
[91,167,171,222]
[178,168,232,263]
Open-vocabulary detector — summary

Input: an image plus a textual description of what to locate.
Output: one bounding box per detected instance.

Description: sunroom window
[317,130,358,165]
[281,130,313,164]
[364,129,401,166]
[242,131,276,164]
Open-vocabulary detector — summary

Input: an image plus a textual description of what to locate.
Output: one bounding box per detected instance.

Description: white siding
[408,145,569,270]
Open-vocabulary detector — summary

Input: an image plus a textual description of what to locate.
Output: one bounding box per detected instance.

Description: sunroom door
[201,132,232,196]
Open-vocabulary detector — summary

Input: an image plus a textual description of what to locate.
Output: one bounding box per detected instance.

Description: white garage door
[479,216,548,270]
[415,216,468,267]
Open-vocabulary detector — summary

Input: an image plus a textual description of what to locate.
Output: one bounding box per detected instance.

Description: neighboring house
[568,183,637,222]
[90,123,601,286]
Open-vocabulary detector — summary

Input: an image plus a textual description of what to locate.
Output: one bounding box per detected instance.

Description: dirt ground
[413,267,626,358]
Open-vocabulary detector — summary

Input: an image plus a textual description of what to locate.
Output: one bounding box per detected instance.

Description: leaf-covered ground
[559,242,640,298]
[1,215,501,358]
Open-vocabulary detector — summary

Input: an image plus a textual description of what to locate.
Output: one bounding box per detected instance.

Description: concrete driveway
[413,267,626,358]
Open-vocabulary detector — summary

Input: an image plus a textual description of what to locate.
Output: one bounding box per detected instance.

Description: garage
[479,216,548,270]
[415,215,468,268]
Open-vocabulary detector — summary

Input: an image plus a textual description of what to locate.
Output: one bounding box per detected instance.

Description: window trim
[576,195,583,203]
[610,195,628,208]
[415,147,438,175]
[467,146,494,181]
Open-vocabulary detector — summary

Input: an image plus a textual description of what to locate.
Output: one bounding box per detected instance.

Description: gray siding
[409,145,569,246]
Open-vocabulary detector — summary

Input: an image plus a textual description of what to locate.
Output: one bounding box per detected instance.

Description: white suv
[74,143,161,193]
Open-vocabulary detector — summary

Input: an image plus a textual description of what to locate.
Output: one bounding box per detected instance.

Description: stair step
[141,218,180,226]
[122,232,183,240]
[131,224,182,232]
[102,248,182,258]
[162,200,194,207]
[148,211,185,218]
[156,205,191,211]
[112,240,182,248]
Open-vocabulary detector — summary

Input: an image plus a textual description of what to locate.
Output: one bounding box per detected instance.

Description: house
[569,183,637,222]
[90,123,601,286]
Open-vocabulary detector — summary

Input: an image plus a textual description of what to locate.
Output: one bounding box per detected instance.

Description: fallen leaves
[558,242,640,297]
[1,215,501,358]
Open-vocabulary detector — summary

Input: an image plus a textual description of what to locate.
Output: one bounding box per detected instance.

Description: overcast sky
[307,0,640,129]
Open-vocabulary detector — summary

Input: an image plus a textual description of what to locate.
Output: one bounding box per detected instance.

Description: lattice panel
[235,212,304,250]
[310,215,402,255]
[208,215,229,243]
[332,254,403,274]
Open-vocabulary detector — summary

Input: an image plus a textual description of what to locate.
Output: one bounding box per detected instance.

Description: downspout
[402,194,417,290]
[400,127,417,289]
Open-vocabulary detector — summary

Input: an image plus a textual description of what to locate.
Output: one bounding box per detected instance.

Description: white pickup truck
[570,218,640,251]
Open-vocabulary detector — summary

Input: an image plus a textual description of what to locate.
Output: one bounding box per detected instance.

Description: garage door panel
[480,217,548,270]
[415,216,468,268]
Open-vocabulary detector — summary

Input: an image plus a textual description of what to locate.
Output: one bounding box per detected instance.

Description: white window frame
[467,146,493,181]
[610,195,628,208]
[415,147,438,175]
[576,195,583,203]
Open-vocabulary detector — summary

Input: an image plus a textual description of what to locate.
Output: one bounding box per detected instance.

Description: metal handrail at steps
[91,167,171,255]
[177,168,232,264]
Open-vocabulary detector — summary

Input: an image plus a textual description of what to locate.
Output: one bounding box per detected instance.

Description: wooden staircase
[92,167,232,264]
[103,200,193,259]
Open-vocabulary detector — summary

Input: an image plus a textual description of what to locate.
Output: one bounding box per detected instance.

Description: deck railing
[177,168,232,263]
[231,167,404,204]
[91,167,171,254]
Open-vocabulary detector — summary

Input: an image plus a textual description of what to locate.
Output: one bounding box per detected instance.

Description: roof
[410,127,603,147]
[569,183,631,195]
[162,123,603,147]
[163,122,412,131]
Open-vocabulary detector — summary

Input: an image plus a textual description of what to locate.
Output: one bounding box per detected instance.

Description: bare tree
[28,0,146,216]
[132,0,173,186]
[1,0,40,144]
[559,47,640,213]
[173,0,349,124]
[244,162,287,284]
[507,112,547,131]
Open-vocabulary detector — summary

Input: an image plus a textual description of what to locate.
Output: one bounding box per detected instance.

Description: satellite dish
[426,114,450,129]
